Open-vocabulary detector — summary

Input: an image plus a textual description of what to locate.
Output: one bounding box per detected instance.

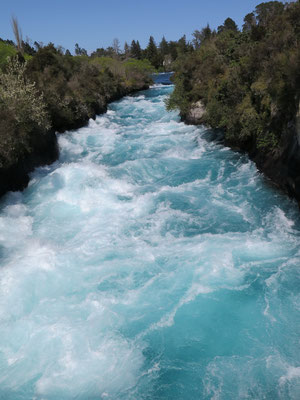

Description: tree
[105,46,114,57]
[177,35,189,54]
[22,40,36,56]
[146,36,161,68]
[91,47,107,57]
[124,41,130,58]
[242,13,256,32]
[255,1,285,26]
[192,24,212,49]
[159,36,169,57]
[168,41,178,60]
[65,49,72,56]
[131,40,142,59]
[146,36,157,59]
[113,38,120,57]
[75,43,80,55]
[218,17,238,33]
[34,41,43,51]
[75,43,87,56]
[0,56,50,131]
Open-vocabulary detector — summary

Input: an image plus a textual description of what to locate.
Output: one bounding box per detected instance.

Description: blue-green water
[0,83,300,399]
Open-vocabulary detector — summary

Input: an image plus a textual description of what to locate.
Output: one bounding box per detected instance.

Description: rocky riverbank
[182,100,300,205]
[167,1,300,206]
[0,45,152,198]
[0,84,149,199]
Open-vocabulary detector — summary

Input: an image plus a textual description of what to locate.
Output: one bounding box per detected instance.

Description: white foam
[0,83,300,399]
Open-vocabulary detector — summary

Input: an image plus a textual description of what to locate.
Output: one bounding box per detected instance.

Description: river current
[0,78,300,399]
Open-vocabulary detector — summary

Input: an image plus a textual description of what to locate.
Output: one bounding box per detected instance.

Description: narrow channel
[0,76,299,399]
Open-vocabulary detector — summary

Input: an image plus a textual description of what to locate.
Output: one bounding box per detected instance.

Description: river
[0,77,300,399]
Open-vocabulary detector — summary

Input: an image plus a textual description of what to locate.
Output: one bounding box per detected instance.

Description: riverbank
[0,46,152,198]
[167,1,300,206]
[182,101,300,206]
[0,84,149,198]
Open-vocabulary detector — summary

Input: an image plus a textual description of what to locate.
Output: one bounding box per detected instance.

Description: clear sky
[0,0,267,53]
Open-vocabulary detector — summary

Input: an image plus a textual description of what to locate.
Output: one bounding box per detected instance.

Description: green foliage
[218,17,238,33]
[168,0,300,153]
[192,25,213,49]
[123,58,154,73]
[0,42,151,170]
[145,36,162,69]
[130,40,142,60]
[0,57,49,130]
[0,56,50,166]
[75,43,87,56]
[0,42,17,68]
[24,44,151,132]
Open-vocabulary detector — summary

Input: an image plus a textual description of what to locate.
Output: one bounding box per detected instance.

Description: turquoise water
[0,83,300,399]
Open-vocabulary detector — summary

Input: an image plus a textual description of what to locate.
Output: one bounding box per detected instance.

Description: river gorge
[0,78,299,399]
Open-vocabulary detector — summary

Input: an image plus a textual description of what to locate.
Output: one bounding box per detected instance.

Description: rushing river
[0,77,300,399]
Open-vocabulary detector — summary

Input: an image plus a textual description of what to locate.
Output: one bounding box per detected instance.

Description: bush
[0,56,50,167]
[168,1,300,153]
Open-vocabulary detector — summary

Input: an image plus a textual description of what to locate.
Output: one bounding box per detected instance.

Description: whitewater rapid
[0,82,300,399]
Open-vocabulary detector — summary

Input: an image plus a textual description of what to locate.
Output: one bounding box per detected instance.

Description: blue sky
[1,0,266,53]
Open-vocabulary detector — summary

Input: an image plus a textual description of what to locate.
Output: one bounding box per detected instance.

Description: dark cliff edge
[0,83,149,199]
[182,102,300,205]
[0,129,58,198]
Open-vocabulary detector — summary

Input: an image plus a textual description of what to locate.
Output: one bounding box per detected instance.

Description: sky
[0,0,268,53]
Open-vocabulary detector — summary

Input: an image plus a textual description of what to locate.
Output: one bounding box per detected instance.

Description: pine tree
[124,41,130,58]
[146,36,161,67]
[192,25,212,49]
[159,36,169,57]
[177,35,188,54]
[131,40,141,59]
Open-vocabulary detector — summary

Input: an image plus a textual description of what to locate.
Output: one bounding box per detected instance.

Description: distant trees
[75,43,87,56]
[159,36,168,56]
[124,41,130,58]
[70,32,196,71]
[34,41,43,51]
[131,40,142,59]
[192,25,213,49]
[22,40,35,55]
[255,1,285,26]
[217,17,238,33]
[112,38,120,57]
[91,47,107,57]
[145,36,161,68]
[242,13,256,32]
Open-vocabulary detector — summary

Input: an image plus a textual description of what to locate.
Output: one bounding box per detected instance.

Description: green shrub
[168,1,300,153]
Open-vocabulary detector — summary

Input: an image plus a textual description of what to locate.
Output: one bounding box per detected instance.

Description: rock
[0,129,58,198]
[185,101,205,125]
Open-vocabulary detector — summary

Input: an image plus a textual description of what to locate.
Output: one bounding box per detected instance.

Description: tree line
[1,32,195,72]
